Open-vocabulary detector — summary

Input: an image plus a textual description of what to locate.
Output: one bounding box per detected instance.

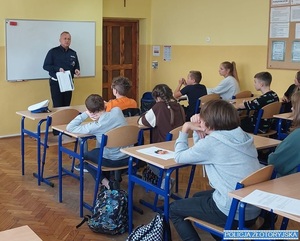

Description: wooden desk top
[0,225,42,241]
[273,112,293,121]
[16,105,86,121]
[252,134,281,150]
[229,172,300,222]
[121,135,281,169]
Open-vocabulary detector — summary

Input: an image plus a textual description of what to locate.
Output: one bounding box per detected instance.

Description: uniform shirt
[180,84,207,120]
[43,45,80,79]
[106,97,138,112]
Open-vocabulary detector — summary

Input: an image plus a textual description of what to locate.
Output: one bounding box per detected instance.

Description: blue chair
[82,125,143,212]
[122,108,141,117]
[36,108,80,187]
[194,94,220,114]
[185,165,274,240]
[253,102,282,137]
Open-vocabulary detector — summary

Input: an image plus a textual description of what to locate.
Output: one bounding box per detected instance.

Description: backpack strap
[76,215,91,229]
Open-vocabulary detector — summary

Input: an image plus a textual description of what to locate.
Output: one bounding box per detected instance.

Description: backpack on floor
[76,186,128,235]
[126,213,171,241]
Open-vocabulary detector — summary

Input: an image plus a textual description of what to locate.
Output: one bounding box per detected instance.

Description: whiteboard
[5,19,96,81]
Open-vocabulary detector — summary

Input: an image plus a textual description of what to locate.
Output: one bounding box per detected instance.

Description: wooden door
[102,20,138,101]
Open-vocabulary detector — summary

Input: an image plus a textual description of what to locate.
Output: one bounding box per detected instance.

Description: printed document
[241,189,300,216]
[56,70,74,92]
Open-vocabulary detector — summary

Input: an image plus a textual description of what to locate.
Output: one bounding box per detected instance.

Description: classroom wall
[0,0,103,137]
[149,0,296,96]
[1,0,297,137]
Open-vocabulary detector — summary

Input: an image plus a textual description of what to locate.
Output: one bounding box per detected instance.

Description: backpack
[76,186,128,235]
[126,213,171,241]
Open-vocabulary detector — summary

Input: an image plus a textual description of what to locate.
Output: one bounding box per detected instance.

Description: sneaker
[158,178,175,200]
[73,164,88,173]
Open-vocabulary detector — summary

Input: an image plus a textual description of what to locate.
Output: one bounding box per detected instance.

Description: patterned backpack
[77,186,128,235]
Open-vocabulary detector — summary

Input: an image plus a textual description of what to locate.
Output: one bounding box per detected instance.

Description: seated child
[105,76,138,112]
[173,70,207,121]
[239,71,279,134]
[66,94,129,189]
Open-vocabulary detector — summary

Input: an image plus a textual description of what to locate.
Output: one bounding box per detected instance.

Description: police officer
[43,31,80,108]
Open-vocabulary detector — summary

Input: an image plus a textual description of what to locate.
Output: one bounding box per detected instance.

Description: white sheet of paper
[241,189,300,216]
[137,146,174,160]
[56,70,74,92]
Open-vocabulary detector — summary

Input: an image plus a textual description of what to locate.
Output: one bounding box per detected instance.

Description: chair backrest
[49,108,80,126]
[233,90,253,99]
[195,94,221,114]
[122,108,141,117]
[166,125,193,141]
[253,102,282,135]
[239,165,274,187]
[104,125,142,148]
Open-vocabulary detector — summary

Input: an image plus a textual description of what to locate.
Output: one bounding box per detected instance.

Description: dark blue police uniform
[43,45,80,107]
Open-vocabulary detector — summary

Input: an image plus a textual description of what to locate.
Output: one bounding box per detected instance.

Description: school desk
[52,119,147,217]
[121,134,281,235]
[229,172,300,230]
[0,225,42,241]
[273,112,293,140]
[229,97,255,109]
[16,105,85,186]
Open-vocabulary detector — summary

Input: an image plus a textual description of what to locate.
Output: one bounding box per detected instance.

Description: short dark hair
[200,99,240,130]
[254,72,272,86]
[85,94,105,112]
[111,76,132,96]
[189,71,202,83]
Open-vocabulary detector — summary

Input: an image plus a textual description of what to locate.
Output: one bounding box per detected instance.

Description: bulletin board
[268,0,300,70]
[5,19,96,81]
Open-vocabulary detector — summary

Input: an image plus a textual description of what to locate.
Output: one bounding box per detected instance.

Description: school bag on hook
[76,185,128,235]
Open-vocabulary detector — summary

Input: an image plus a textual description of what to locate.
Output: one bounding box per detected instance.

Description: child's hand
[190,114,201,123]
[178,78,186,85]
[195,130,207,139]
[86,111,101,121]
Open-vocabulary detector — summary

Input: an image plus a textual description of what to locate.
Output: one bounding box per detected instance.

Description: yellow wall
[1,0,297,137]
[0,0,103,137]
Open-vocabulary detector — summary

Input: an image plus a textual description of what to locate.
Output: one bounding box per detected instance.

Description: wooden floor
[0,136,299,240]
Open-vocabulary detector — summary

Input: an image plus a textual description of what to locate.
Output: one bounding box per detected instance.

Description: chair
[232,91,253,119]
[122,107,141,117]
[232,90,253,99]
[184,165,274,240]
[194,94,221,114]
[38,108,80,187]
[253,102,282,137]
[82,125,143,212]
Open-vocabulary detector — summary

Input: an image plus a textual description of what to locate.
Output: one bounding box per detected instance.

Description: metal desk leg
[128,156,134,233]
[58,132,63,203]
[21,116,25,175]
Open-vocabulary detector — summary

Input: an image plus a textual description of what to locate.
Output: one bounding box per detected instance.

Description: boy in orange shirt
[105,76,138,112]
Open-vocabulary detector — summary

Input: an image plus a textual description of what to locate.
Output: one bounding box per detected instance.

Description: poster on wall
[292,41,300,61]
[271,41,286,61]
[163,46,172,61]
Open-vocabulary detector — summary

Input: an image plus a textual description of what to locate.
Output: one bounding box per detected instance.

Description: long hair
[152,84,177,125]
[221,61,239,83]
